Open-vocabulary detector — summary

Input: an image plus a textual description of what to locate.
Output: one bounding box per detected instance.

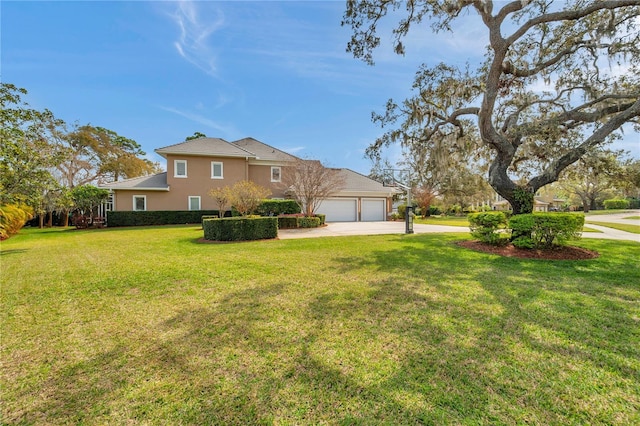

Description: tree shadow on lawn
[14,236,639,424]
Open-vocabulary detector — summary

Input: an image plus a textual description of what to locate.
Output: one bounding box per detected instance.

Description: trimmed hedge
[277,214,324,229]
[203,217,278,241]
[509,213,584,249]
[255,200,301,216]
[603,199,630,210]
[107,210,228,227]
[297,217,321,228]
[468,211,508,245]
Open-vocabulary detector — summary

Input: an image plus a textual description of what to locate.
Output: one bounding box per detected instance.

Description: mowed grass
[2,226,639,424]
[414,215,469,226]
[586,222,640,234]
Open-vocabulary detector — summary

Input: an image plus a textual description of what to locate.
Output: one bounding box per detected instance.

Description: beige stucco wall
[112,155,294,211]
[247,164,289,198]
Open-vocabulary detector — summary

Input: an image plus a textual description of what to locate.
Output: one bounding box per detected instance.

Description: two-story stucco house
[101,137,397,222]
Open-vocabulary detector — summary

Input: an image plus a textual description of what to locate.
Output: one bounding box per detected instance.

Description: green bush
[277,214,323,229]
[277,216,299,229]
[107,210,226,227]
[0,204,34,240]
[509,213,584,249]
[314,214,326,226]
[297,217,321,228]
[203,217,278,241]
[255,200,301,216]
[603,199,630,210]
[468,211,508,245]
[429,206,442,216]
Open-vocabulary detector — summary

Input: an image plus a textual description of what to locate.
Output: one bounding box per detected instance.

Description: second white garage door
[361,198,386,221]
[317,198,357,222]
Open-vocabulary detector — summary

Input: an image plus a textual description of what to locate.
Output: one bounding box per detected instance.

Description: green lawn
[585,209,638,216]
[585,222,640,234]
[414,215,470,226]
[2,226,639,424]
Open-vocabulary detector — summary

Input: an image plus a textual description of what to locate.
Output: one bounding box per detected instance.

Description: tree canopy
[344,0,640,214]
[0,83,65,205]
[1,83,158,232]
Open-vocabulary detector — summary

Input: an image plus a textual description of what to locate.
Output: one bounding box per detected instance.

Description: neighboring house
[492,193,566,212]
[100,137,397,222]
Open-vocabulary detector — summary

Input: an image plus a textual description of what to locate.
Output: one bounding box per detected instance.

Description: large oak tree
[344,0,640,214]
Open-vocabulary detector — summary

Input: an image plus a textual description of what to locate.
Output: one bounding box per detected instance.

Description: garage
[361,198,386,221]
[316,198,357,222]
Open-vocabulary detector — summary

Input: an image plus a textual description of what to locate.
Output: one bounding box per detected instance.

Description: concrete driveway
[278,211,640,242]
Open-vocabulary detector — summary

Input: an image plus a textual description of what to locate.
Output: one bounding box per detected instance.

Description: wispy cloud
[167,1,224,76]
[281,146,306,154]
[158,105,239,137]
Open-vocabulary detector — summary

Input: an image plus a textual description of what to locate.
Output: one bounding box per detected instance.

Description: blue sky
[2,1,638,176]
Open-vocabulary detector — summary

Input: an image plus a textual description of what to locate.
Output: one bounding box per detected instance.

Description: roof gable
[155,137,256,159]
[232,137,299,162]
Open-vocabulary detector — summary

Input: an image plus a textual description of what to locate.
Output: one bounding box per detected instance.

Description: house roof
[155,137,256,159]
[232,137,299,162]
[99,172,169,191]
[335,168,400,196]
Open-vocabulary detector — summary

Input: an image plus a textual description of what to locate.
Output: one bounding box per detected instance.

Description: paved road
[278,211,640,242]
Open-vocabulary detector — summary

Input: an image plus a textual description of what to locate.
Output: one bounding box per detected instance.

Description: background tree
[229,180,271,216]
[413,185,437,218]
[208,186,233,216]
[186,131,207,141]
[55,124,157,188]
[559,149,626,212]
[70,185,109,223]
[344,0,640,214]
[0,83,65,206]
[281,159,346,216]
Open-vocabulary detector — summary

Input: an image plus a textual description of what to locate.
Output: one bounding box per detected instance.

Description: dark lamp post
[405,205,414,234]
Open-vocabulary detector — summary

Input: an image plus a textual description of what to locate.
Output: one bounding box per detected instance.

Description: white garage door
[317,198,357,222]
[361,199,386,221]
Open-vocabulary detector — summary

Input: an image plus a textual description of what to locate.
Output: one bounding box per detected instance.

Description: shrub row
[203,217,278,241]
[468,212,584,249]
[255,200,301,216]
[277,214,324,229]
[603,199,631,210]
[0,204,34,240]
[107,210,228,227]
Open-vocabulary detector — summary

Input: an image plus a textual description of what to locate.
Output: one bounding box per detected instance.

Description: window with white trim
[188,196,201,211]
[174,160,187,178]
[271,166,281,182]
[133,195,146,211]
[211,161,223,179]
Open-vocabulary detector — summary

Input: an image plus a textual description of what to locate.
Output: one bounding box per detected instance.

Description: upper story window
[133,195,146,211]
[174,160,187,178]
[271,166,281,183]
[211,161,223,179]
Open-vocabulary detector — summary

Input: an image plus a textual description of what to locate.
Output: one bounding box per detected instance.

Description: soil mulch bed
[458,240,599,260]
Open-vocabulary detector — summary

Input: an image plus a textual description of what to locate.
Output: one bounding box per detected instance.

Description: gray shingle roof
[232,137,299,162]
[99,172,169,190]
[335,168,399,194]
[155,137,256,158]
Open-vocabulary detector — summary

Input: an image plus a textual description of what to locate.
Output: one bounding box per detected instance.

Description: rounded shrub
[468,211,508,245]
